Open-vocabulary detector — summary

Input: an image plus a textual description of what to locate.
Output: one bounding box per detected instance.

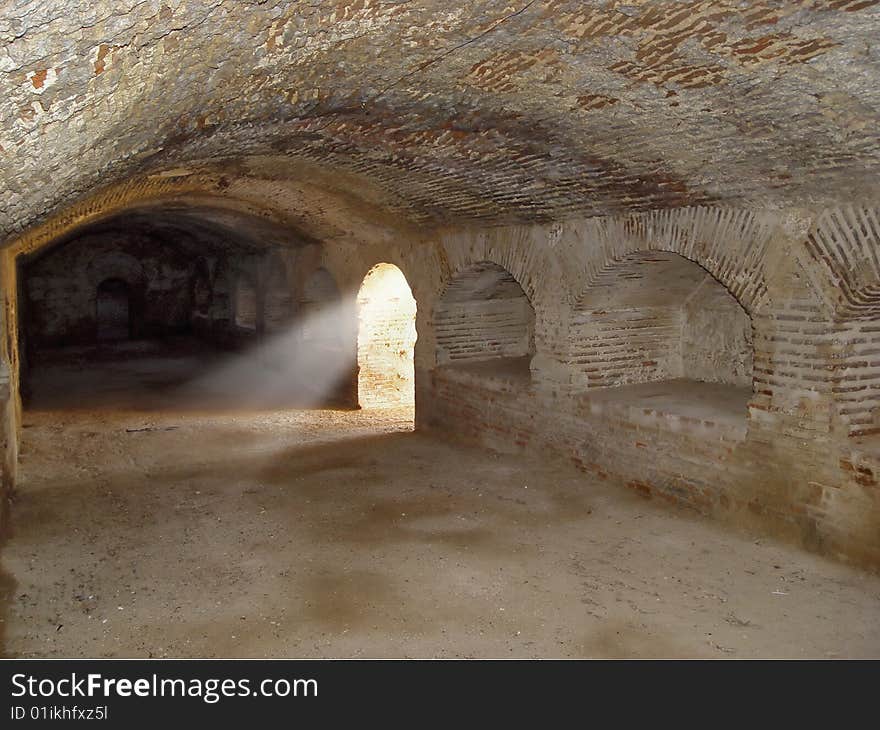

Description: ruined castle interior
[1,1,879,659]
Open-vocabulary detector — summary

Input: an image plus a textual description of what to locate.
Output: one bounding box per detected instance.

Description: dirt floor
[2,343,879,658]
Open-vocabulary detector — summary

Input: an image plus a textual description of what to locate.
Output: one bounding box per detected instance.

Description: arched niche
[432,261,535,386]
[573,251,753,429]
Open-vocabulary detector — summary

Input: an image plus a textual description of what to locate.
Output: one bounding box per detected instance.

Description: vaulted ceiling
[3,0,879,241]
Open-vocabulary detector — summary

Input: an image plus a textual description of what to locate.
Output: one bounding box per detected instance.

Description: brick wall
[412,206,880,569]
[434,262,534,364]
[4,198,880,569]
[567,251,752,389]
[23,231,194,348]
[832,321,880,436]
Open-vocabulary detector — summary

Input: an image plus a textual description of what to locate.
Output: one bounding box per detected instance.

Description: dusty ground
[1,344,879,658]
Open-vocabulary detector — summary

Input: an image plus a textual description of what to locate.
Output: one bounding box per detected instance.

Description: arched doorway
[96,278,131,342]
[356,264,417,414]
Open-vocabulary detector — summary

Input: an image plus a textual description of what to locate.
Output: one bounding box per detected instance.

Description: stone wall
[434,262,534,365]
[317,203,880,570]
[2,197,880,570]
[23,231,195,348]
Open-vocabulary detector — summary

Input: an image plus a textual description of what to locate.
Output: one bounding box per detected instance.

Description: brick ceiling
[3,0,879,240]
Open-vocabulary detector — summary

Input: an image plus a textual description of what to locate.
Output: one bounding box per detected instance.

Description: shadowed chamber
[15,208,368,414]
[96,278,131,342]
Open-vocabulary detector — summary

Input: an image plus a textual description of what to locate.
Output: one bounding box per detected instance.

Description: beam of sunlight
[179,296,356,411]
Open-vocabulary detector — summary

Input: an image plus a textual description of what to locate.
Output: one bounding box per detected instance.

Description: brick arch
[353,257,422,307]
[432,259,537,372]
[84,250,146,291]
[439,226,566,314]
[4,173,286,258]
[439,257,535,311]
[578,248,751,317]
[323,248,445,375]
[356,261,417,300]
[803,204,880,321]
[315,250,428,310]
[799,204,880,437]
[327,252,440,370]
[571,206,776,314]
[569,250,754,391]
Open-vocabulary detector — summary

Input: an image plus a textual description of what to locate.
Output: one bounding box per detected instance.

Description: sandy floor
[2,346,880,658]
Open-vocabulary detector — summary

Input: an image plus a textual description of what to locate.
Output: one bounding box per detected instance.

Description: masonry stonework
[406,205,880,569]
[1,3,879,577]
